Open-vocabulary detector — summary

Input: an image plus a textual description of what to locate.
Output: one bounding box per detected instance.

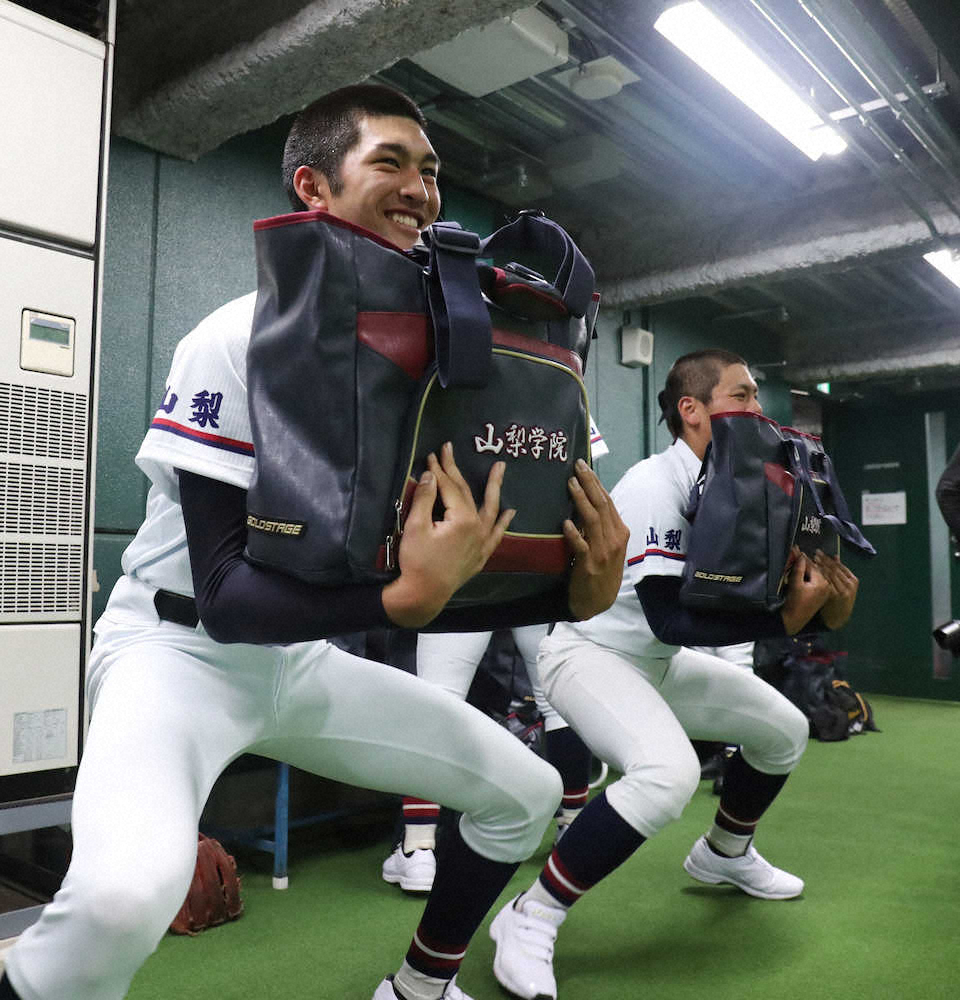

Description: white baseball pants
[417,625,567,731]
[537,624,808,839]
[5,577,561,1000]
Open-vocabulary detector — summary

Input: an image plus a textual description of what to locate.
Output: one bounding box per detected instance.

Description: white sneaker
[682,835,804,900]
[490,895,566,1000]
[381,846,436,893]
[372,975,473,1000]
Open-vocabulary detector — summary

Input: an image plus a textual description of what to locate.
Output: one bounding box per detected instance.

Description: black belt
[154,589,200,628]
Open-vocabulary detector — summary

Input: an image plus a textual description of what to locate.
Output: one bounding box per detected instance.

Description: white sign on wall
[861,491,907,525]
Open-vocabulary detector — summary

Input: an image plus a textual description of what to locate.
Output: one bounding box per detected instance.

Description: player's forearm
[179,469,392,643]
[936,445,960,536]
[636,576,788,646]
[178,468,572,642]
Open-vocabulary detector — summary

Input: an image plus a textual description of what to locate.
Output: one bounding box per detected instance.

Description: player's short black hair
[658,349,748,439]
[281,83,429,211]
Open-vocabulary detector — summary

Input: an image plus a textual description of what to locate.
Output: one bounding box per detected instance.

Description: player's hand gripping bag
[680,411,875,613]
[244,210,599,605]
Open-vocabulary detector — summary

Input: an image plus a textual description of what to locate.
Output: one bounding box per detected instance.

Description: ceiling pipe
[786,343,960,384]
[800,0,960,175]
[748,0,958,242]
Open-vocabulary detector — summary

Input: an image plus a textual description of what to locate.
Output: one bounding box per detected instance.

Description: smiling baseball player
[0,84,628,1000]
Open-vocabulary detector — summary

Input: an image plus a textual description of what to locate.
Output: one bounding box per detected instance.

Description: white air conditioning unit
[621,326,654,367]
[0,0,113,820]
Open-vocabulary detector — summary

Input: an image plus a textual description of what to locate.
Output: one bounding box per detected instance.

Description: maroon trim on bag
[356,314,584,379]
[376,502,570,577]
[253,210,411,255]
[357,312,432,378]
[487,267,569,319]
[781,425,822,443]
[491,328,583,376]
[482,535,570,574]
[764,462,795,497]
[710,410,780,426]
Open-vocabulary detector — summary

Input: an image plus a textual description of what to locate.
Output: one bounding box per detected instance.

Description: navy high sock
[538,789,646,907]
[406,823,519,980]
[716,749,790,837]
[544,726,592,810]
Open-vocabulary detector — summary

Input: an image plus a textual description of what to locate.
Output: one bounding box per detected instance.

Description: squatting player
[386,426,611,894]
[0,85,628,1000]
[489,349,860,1000]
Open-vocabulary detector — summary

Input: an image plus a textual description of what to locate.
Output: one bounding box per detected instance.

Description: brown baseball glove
[169,833,244,935]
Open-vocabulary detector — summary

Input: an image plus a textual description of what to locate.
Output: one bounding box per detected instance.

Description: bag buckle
[426,223,481,255]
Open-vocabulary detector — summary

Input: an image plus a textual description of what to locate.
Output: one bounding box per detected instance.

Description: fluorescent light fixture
[924,248,960,290]
[654,1,847,161]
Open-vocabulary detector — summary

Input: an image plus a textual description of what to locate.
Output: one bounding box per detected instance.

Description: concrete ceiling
[108,0,960,395]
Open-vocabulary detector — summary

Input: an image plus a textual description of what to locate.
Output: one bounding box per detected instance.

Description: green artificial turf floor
[126,693,959,1000]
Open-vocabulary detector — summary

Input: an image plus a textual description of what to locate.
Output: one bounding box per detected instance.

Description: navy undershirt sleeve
[636,575,791,646]
[177,469,571,644]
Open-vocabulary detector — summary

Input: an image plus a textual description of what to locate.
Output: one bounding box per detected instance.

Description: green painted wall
[822,390,960,702]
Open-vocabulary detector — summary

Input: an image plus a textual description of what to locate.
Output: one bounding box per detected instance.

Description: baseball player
[488,349,860,1000]
[0,84,628,1000]
[384,426,610,892]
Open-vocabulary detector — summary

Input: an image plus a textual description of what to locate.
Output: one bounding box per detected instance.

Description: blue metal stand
[202,762,378,890]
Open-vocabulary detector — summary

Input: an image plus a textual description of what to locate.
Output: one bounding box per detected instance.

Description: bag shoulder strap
[789,436,876,557]
[684,442,711,522]
[479,211,595,319]
[423,222,492,389]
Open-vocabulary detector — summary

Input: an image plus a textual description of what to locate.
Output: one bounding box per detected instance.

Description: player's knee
[76,867,190,947]
[744,700,809,772]
[462,755,562,862]
[610,744,700,834]
[781,701,809,767]
[509,752,563,830]
[531,756,564,822]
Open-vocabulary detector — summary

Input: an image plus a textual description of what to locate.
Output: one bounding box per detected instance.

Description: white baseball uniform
[536,438,808,838]
[5,293,562,1000]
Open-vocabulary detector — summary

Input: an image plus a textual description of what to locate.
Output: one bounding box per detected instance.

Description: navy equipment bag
[244,209,599,605]
[680,411,875,613]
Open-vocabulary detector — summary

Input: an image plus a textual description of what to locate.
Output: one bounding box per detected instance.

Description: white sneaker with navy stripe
[683,835,804,899]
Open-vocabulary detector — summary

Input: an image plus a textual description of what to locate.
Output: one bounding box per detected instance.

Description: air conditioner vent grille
[0,542,82,614]
[0,383,87,461]
[0,463,85,535]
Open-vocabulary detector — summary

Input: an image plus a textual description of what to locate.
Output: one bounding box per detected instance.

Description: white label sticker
[13,709,67,764]
[861,491,907,526]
